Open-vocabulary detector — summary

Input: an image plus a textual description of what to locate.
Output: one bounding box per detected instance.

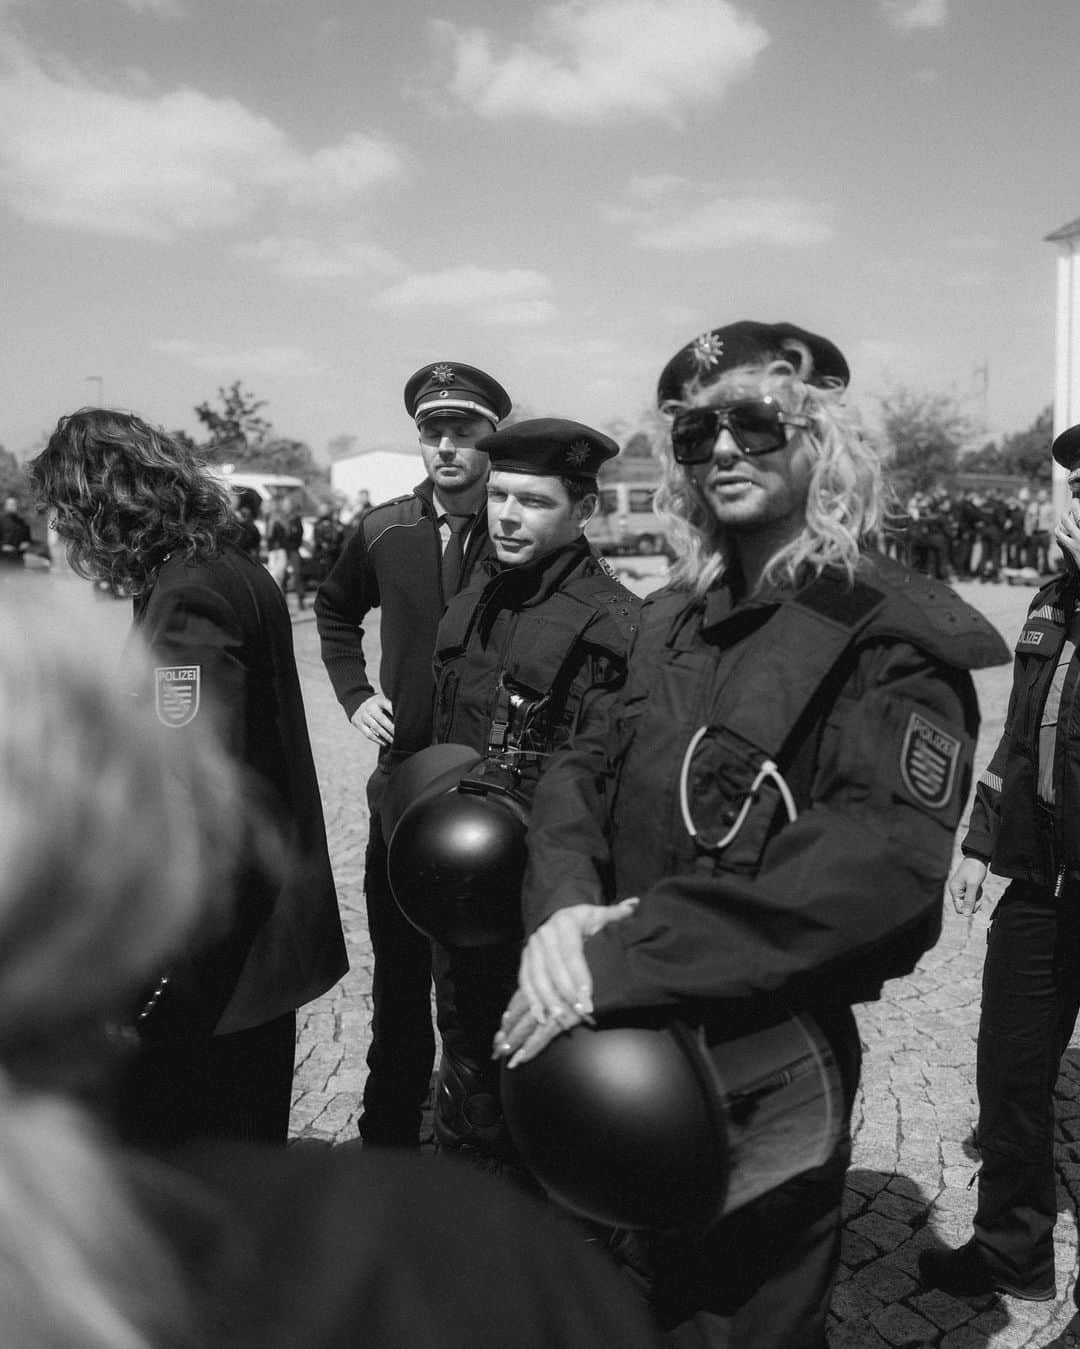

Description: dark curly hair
[27,408,235,594]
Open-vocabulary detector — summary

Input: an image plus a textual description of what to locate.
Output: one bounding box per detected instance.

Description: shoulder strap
[706,571,887,760]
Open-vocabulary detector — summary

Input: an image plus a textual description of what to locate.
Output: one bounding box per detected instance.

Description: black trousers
[619,1006,861,1349]
[358,767,436,1145]
[972,879,1080,1288]
[119,1010,297,1147]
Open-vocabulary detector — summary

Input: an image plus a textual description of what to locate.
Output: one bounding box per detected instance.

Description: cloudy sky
[2,0,1079,462]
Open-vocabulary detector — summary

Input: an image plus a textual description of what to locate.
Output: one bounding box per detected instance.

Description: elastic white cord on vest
[679,725,799,852]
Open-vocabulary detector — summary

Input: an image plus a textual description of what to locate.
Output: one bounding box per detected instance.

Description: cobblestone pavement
[25,564,1080,1347]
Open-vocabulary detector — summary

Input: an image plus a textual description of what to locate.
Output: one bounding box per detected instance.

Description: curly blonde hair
[655,361,884,596]
[27,408,233,595]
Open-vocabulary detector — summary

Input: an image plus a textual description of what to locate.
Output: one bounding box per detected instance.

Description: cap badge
[691,332,725,372]
[432,363,456,385]
[566,440,592,468]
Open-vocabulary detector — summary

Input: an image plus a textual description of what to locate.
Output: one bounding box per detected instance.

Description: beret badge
[431,363,456,385]
[691,332,725,372]
[565,440,592,468]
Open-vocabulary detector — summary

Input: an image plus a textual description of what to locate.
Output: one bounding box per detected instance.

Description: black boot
[918,1240,1055,1301]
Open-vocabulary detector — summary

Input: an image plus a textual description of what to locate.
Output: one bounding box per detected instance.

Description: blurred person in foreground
[0,596,662,1349]
[315,362,511,1147]
[26,408,346,1147]
[920,425,1080,1304]
[494,322,1008,1347]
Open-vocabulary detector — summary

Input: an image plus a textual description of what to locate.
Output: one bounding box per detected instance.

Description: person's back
[26,409,346,1148]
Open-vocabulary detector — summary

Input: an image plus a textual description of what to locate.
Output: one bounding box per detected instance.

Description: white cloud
[375,265,556,325]
[94,0,188,16]
[945,270,991,289]
[284,134,407,208]
[944,233,1000,253]
[659,304,703,327]
[631,194,832,251]
[0,39,406,240]
[151,339,328,377]
[432,0,769,125]
[237,235,404,282]
[626,173,690,202]
[879,0,948,31]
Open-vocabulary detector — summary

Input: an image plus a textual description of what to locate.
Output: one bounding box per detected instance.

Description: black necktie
[441,513,472,597]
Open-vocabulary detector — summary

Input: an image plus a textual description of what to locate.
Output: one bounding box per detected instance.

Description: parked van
[586,480,668,555]
[213,469,319,519]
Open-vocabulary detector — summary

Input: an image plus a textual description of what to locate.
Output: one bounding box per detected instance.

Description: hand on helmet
[493,898,640,1067]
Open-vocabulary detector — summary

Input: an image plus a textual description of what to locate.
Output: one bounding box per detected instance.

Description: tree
[0,444,27,502]
[191,381,324,485]
[996,404,1054,482]
[875,386,977,495]
[957,405,1054,483]
[326,434,358,463]
[253,437,326,483]
[195,381,272,464]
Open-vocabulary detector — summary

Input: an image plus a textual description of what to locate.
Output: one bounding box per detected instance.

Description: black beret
[404,361,512,427]
[656,321,850,407]
[476,418,618,480]
[1052,424,1080,471]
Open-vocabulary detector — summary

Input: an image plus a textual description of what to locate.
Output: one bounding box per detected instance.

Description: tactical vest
[434,572,637,763]
[608,561,1004,891]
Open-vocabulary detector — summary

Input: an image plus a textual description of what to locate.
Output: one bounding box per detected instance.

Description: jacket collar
[481,537,592,610]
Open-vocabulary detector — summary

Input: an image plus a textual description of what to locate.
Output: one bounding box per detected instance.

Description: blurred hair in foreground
[0,590,244,1349]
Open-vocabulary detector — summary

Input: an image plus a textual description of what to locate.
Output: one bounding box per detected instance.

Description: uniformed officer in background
[920,425,1080,1304]
[419,418,640,1174]
[315,361,512,1147]
[495,322,1009,1347]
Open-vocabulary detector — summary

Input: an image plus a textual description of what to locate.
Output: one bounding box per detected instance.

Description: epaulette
[1025,575,1070,624]
[360,491,425,546]
[856,555,1010,671]
[562,567,641,646]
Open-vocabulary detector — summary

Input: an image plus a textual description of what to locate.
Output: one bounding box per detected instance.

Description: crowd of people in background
[884,484,1058,582]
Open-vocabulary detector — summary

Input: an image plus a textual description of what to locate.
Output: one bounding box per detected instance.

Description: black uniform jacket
[521,555,1009,1023]
[132,542,347,1035]
[315,480,492,762]
[432,539,640,797]
[963,571,1080,887]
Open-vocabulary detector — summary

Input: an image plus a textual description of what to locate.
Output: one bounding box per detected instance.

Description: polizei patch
[899,711,960,811]
[154,665,201,728]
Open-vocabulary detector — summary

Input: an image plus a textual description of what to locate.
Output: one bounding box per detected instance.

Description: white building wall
[331,450,424,511]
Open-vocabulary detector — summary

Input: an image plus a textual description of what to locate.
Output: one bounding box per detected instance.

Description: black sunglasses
[670,397,812,464]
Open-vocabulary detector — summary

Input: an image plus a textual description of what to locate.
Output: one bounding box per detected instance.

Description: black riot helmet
[501,1013,843,1232]
[384,746,530,948]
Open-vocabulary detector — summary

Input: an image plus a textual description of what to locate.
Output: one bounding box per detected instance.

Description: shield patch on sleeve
[154,665,201,728]
[899,711,960,811]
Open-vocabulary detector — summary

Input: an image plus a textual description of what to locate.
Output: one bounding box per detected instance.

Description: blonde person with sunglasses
[495,321,1009,1349]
